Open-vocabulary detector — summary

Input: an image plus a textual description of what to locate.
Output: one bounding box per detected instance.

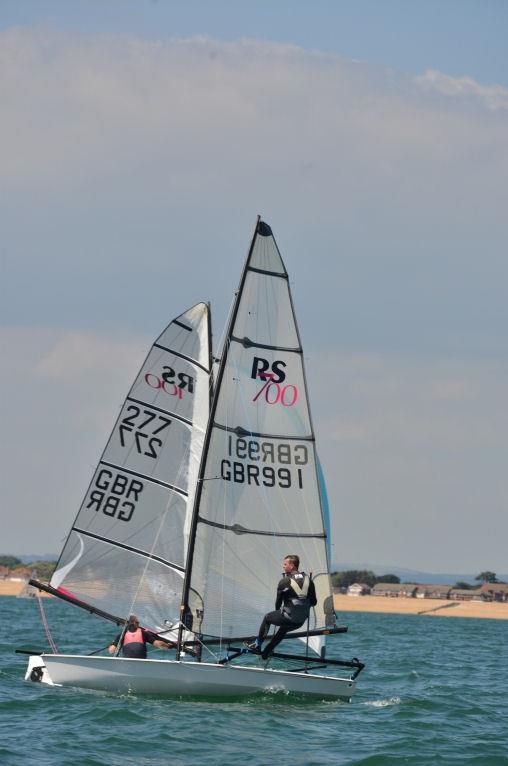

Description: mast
[177,217,261,656]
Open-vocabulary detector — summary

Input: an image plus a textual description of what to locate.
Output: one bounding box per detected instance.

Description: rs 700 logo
[251,355,298,407]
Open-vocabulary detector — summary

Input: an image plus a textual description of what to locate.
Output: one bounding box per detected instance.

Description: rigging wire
[36,592,58,654]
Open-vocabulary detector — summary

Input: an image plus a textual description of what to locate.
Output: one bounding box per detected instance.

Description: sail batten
[230,335,302,353]
[98,460,188,496]
[213,423,314,441]
[72,528,186,572]
[153,343,211,374]
[246,266,289,279]
[173,319,193,332]
[196,517,326,538]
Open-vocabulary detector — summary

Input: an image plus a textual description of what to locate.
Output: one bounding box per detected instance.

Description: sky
[1,1,507,574]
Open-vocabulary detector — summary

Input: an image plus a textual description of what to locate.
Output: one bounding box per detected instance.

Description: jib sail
[50,303,212,632]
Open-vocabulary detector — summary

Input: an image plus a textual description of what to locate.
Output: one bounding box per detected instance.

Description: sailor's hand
[108,644,116,654]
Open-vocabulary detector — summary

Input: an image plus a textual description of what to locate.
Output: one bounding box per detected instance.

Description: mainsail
[183,220,336,646]
[50,303,212,632]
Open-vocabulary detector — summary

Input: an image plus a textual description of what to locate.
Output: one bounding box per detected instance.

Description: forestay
[185,221,336,647]
[50,303,211,633]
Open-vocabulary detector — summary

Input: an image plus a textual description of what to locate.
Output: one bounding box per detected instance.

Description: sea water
[1,596,507,766]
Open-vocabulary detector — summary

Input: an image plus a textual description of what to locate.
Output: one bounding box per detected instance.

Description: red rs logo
[253,373,298,407]
[144,373,184,399]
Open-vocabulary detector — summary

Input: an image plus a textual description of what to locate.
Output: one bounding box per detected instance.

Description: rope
[37,592,58,653]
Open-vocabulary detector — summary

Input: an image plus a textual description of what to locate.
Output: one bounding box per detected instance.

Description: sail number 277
[118,404,171,458]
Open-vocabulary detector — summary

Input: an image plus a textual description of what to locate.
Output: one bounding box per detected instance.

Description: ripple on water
[362,696,402,708]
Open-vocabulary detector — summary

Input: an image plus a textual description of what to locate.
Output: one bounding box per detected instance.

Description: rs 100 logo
[145,365,195,399]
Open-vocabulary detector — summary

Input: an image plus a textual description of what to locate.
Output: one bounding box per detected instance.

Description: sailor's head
[283,555,299,573]
[127,614,140,629]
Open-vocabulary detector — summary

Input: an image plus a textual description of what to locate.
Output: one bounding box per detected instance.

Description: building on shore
[480,582,508,602]
[7,567,32,582]
[370,583,418,598]
[347,582,371,596]
[449,588,482,601]
[415,585,452,599]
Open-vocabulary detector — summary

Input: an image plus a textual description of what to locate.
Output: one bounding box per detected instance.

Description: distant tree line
[0,555,56,582]
[331,569,506,590]
[455,572,506,588]
[475,571,501,584]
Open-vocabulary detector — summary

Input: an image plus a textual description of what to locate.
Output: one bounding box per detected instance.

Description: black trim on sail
[207,301,214,399]
[72,528,186,573]
[230,335,302,353]
[214,422,315,441]
[173,319,193,332]
[197,516,326,539]
[247,265,288,279]
[99,460,188,496]
[153,343,210,374]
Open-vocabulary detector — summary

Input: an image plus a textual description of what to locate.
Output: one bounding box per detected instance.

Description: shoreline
[2,582,506,619]
[333,593,508,620]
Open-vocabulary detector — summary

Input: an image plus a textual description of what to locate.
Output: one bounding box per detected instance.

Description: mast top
[257,220,272,237]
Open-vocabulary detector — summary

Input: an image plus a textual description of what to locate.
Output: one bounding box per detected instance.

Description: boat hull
[27,654,356,701]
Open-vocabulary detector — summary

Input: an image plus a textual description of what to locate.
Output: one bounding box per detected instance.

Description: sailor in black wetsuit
[246,555,317,660]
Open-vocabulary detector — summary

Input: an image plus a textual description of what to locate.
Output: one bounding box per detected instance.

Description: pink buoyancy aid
[121,627,146,658]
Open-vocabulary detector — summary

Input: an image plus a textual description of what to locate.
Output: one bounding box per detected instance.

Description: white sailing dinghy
[23,219,364,700]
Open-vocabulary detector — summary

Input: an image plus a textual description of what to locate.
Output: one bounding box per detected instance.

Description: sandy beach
[334,593,508,620]
[0,581,32,596]
[0,581,51,597]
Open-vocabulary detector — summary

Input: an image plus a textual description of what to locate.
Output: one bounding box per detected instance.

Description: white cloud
[416,69,508,111]
[2,30,507,195]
